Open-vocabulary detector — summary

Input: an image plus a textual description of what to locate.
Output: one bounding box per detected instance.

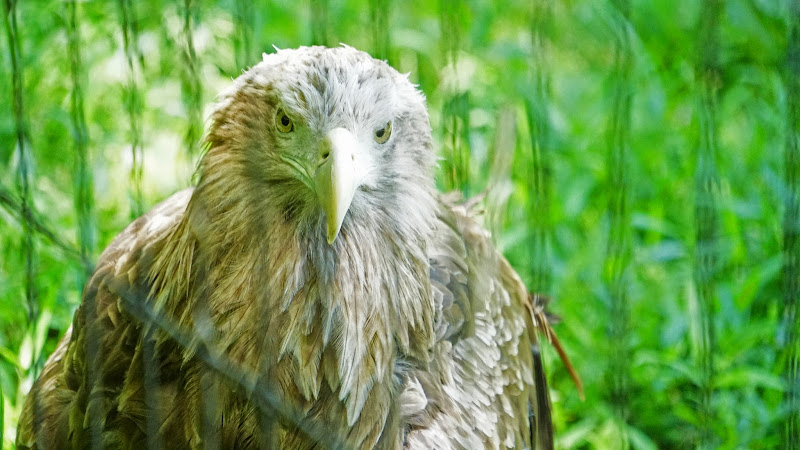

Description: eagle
[16,46,574,449]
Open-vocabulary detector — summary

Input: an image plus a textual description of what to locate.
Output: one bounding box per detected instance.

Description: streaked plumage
[17,46,564,449]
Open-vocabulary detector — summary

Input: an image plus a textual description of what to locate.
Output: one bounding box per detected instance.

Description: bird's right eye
[276,109,294,133]
[374,121,392,144]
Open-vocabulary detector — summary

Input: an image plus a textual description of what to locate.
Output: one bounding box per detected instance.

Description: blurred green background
[1,0,797,448]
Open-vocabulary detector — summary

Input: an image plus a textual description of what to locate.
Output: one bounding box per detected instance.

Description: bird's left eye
[276,108,294,133]
[374,121,392,144]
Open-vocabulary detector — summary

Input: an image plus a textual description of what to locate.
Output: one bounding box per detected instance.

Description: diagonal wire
[0,184,94,274]
[108,279,348,449]
[0,181,346,446]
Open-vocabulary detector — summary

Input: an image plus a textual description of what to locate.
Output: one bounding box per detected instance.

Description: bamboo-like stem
[527,0,552,295]
[0,387,3,446]
[118,0,144,218]
[181,0,202,159]
[783,1,800,447]
[369,0,391,62]
[439,0,470,195]
[309,0,329,46]
[3,0,38,327]
[234,0,253,69]
[604,1,633,445]
[694,0,722,446]
[66,0,95,264]
[487,107,517,239]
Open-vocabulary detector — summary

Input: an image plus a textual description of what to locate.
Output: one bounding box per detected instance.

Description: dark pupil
[281,115,290,126]
[376,128,385,138]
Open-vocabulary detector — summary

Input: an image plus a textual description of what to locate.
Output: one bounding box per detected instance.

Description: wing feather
[18,188,565,450]
[16,190,206,449]
[403,195,555,449]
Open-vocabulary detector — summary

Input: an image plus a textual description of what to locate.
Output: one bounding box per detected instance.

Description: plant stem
[695,0,722,446]
[309,0,329,46]
[234,0,253,69]
[527,0,553,295]
[783,1,800,448]
[3,0,38,326]
[67,0,95,265]
[369,0,391,62]
[604,0,633,445]
[181,0,202,159]
[439,0,470,195]
[118,0,144,218]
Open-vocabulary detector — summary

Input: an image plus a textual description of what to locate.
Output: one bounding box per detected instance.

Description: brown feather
[16,46,570,449]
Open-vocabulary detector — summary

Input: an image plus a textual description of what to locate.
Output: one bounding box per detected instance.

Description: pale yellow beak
[314,128,361,244]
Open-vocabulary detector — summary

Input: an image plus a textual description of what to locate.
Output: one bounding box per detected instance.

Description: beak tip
[317,127,360,247]
[326,226,340,245]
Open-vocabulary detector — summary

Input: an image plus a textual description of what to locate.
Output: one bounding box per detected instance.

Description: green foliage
[0,0,796,448]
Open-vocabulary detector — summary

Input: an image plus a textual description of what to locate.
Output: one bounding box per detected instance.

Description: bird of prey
[17,45,573,449]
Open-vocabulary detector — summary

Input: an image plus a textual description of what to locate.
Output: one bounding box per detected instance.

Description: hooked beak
[314,128,362,244]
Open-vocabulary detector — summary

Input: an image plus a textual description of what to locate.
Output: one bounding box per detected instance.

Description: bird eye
[276,109,294,133]
[374,121,392,144]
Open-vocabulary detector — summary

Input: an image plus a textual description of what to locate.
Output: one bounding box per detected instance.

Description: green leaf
[0,385,4,449]
[714,368,785,391]
[0,347,20,370]
[627,424,658,450]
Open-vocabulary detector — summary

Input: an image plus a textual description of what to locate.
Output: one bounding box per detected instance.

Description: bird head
[200,45,437,248]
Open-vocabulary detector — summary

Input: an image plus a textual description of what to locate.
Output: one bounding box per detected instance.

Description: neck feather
[147,176,437,445]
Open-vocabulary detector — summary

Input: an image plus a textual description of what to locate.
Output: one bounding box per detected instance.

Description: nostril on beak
[319,145,331,165]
